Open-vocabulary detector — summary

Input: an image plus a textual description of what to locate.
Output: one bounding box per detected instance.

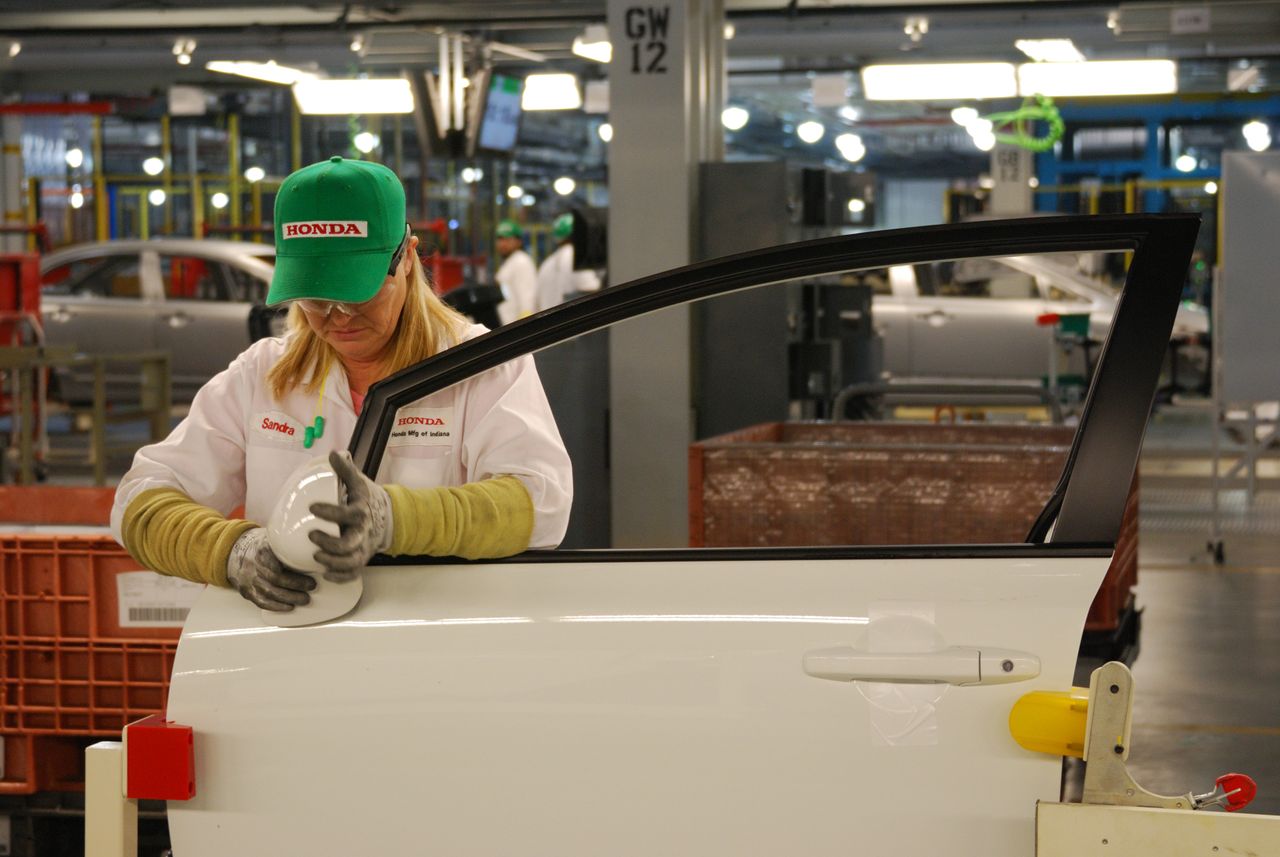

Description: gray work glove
[308,450,393,582]
[226,527,316,612]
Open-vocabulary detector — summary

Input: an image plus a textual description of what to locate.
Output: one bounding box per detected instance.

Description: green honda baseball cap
[266,156,407,306]
[552,213,573,241]
[495,219,523,239]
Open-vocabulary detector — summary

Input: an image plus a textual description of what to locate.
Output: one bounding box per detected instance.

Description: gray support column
[607,0,721,547]
[2,115,23,253]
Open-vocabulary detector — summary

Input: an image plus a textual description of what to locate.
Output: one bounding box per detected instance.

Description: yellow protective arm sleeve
[385,475,535,559]
[120,487,256,587]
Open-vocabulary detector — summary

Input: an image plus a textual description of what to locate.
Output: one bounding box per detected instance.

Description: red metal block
[125,715,195,801]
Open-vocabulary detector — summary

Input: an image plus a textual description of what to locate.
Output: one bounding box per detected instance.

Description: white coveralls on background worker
[110,156,572,611]
[536,213,601,312]
[493,218,538,325]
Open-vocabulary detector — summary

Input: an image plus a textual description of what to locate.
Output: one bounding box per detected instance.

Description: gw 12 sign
[624,5,670,74]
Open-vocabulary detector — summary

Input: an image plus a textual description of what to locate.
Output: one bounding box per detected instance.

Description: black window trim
[351,213,1199,559]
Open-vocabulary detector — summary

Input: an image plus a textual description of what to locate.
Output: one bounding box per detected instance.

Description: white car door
[165,214,1199,857]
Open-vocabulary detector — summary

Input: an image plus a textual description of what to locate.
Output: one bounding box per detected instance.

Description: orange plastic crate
[0,536,180,738]
[0,733,95,794]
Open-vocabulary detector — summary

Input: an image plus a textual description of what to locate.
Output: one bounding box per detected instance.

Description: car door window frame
[351,214,1199,561]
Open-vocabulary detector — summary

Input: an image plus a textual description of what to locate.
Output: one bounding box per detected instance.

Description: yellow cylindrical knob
[1009,688,1089,758]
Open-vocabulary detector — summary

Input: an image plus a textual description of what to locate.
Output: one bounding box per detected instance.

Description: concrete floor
[1125,530,1280,816]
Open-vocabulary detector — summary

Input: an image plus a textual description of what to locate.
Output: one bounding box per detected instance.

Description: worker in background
[110,157,572,611]
[536,212,601,312]
[494,218,538,325]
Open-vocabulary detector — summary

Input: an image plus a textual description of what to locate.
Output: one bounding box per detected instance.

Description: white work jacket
[495,249,538,325]
[110,324,573,551]
[536,243,601,313]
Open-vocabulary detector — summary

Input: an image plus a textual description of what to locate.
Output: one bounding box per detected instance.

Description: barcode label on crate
[117,571,205,628]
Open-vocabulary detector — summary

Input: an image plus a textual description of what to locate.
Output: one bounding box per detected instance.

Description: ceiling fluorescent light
[522,73,582,110]
[1017,60,1176,97]
[572,25,612,64]
[861,63,1017,101]
[1015,39,1085,63]
[292,79,414,115]
[206,60,317,86]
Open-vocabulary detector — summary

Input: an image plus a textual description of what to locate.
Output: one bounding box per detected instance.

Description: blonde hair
[266,247,470,401]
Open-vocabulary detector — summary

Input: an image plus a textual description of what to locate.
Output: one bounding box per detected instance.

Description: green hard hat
[552,213,574,241]
[496,219,523,239]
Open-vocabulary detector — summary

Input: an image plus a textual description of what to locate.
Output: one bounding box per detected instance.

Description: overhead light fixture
[521,194,536,207]
[350,34,365,53]
[553,176,576,196]
[142,157,165,176]
[721,105,749,131]
[571,25,612,64]
[724,22,736,40]
[1017,60,1176,97]
[64,147,84,169]
[1028,177,1040,189]
[7,41,19,59]
[172,38,196,65]
[521,73,582,110]
[1015,39,1085,63]
[847,198,867,214]
[838,105,861,122]
[244,166,266,183]
[460,167,483,184]
[206,60,318,86]
[69,191,84,209]
[967,118,994,136]
[1204,181,1219,195]
[903,16,929,44]
[864,59,1174,101]
[210,192,229,210]
[1175,154,1197,173]
[148,189,167,206]
[598,122,613,143]
[353,131,380,154]
[862,63,1017,101]
[293,78,414,114]
[835,133,865,162]
[507,184,524,200]
[972,131,997,152]
[1243,120,1271,152]
[950,106,980,127]
[797,121,825,144]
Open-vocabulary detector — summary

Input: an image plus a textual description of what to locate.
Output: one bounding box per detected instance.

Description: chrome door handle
[802,645,1040,686]
[161,311,193,329]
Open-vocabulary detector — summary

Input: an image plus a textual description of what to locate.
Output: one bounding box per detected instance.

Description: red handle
[1216,773,1257,812]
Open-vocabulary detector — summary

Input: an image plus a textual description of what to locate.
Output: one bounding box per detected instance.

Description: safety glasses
[296,224,411,319]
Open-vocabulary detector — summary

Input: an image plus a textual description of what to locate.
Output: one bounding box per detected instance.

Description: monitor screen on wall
[477,74,523,154]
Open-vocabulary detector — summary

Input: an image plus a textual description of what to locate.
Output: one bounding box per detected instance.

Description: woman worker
[111,157,573,611]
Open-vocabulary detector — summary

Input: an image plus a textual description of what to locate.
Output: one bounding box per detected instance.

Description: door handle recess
[803,645,1039,686]
[162,312,193,329]
[915,308,954,325]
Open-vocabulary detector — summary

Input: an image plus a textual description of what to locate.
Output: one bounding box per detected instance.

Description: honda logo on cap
[283,221,369,238]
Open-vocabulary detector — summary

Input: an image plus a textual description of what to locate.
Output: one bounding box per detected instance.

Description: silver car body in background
[872,253,1209,380]
[39,240,277,402]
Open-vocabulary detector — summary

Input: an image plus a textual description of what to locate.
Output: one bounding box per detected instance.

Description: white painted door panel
[166,552,1109,857]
